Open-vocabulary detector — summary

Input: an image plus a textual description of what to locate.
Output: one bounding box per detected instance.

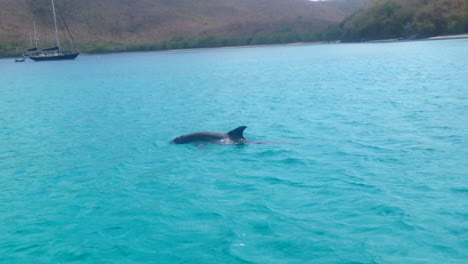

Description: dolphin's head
[171,135,188,144]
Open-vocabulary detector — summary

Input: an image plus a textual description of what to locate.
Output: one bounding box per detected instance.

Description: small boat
[25,0,79,62]
[15,58,26,62]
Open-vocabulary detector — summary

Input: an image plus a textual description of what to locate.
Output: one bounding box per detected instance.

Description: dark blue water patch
[450,187,468,193]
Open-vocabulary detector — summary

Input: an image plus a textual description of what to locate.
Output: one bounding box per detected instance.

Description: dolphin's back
[171,131,227,144]
[171,126,248,145]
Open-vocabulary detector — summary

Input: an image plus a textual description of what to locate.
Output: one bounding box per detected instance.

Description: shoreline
[83,41,330,57]
[2,33,467,59]
[355,33,468,44]
[65,33,468,57]
[1,41,329,59]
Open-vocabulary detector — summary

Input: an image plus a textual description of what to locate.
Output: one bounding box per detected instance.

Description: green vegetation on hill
[81,32,323,55]
[325,0,468,42]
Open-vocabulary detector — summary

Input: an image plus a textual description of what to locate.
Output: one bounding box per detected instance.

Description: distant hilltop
[0,0,373,56]
[329,0,468,42]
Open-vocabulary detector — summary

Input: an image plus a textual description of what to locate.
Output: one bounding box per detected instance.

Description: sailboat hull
[29,52,79,61]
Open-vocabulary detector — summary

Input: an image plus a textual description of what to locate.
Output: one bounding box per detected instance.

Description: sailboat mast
[33,20,39,48]
[29,32,33,48]
[51,0,61,50]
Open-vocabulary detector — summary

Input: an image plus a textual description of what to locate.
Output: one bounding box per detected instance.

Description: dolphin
[171,126,248,145]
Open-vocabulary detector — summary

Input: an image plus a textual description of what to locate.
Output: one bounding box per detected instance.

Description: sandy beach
[427,34,468,40]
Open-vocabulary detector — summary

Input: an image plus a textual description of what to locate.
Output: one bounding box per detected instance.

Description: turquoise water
[1,39,467,263]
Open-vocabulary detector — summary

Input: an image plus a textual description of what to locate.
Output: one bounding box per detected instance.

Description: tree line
[323,0,468,42]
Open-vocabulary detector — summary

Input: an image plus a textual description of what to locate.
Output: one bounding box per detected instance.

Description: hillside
[329,0,468,42]
[0,0,373,56]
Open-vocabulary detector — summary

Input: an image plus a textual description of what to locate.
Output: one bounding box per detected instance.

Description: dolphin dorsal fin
[227,126,247,140]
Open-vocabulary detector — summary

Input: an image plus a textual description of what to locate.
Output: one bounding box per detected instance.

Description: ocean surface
[0,39,467,263]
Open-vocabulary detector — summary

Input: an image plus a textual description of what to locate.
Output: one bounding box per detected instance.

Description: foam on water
[1,39,467,263]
